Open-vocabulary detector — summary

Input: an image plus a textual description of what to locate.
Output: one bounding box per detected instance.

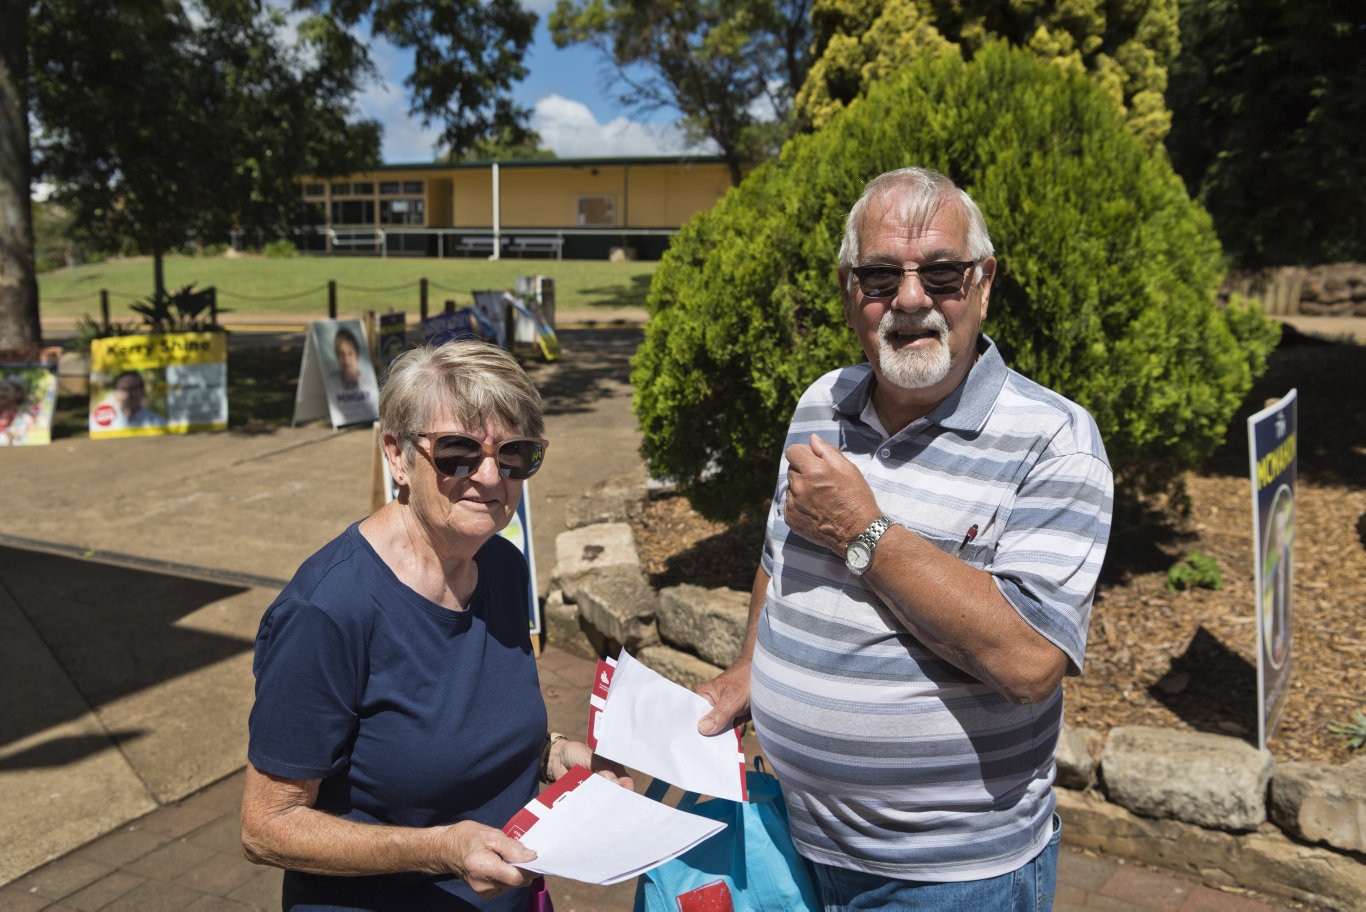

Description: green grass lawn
[37,253,659,439]
[37,253,659,323]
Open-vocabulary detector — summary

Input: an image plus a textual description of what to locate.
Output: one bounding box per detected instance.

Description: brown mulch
[630,329,1366,768]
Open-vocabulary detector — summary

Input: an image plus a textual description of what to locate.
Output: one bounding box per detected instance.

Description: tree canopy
[29,0,381,300]
[1164,0,1366,268]
[548,0,813,185]
[0,0,542,349]
[796,0,1180,149]
[295,0,538,156]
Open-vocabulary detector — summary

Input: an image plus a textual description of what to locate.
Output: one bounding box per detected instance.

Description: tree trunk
[0,3,42,351]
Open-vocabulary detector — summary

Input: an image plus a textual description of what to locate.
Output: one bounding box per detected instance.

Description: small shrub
[69,315,142,350]
[1166,552,1223,591]
[1328,710,1366,753]
[130,283,224,334]
[263,239,297,258]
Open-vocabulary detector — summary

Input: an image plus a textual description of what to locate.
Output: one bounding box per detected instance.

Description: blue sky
[357,2,713,163]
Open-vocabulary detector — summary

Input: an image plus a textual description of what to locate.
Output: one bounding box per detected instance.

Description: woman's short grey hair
[838,168,994,293]
[379,340,544,461]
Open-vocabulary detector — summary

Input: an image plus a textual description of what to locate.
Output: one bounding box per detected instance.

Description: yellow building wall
[450,171,494,226]
[307,160,734,231]
[625,162,732,226]
[498,164,627,227]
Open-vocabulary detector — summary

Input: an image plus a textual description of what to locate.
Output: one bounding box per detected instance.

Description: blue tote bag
[633,761,820,912]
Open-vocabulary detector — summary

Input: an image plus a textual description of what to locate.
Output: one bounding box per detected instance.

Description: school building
[297,155,734,261]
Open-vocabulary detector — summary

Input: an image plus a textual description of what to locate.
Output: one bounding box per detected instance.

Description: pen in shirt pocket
[955,524,979,557]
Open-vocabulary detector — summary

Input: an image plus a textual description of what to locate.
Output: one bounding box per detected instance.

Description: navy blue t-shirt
[248,523,546,911]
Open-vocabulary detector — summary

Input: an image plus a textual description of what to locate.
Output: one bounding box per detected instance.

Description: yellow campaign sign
[89,332,229,439]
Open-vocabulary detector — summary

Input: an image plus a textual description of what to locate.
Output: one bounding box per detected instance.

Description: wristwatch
[845,514,895,576]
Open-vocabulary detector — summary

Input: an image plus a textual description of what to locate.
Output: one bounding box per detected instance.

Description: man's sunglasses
[850,260,978,298]
[414,432,548,480]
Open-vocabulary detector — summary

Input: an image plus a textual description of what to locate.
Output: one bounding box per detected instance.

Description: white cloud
[531,94,718,158]
[355,37,446,163]
[345,14,719,163]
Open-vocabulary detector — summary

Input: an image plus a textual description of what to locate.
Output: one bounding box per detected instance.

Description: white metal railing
[327,227,386,258]
[305,225,677,260]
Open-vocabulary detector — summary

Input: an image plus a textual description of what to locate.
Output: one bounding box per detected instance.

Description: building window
[380,198,425,226]
[403,180,423,194]
[577,195,615,226]
[303,183,325,197]
[353,182,374,196]
[379,181,401,195]
[331,199,376,225]
[330,182,350,196]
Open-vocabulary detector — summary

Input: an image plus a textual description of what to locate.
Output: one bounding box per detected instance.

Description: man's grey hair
[838,168,994,293]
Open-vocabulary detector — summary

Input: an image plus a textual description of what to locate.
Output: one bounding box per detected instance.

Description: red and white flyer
[502,766,724,885]
[589,649,748,802]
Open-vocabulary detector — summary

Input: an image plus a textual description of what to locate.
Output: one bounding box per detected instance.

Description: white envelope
[503,767,724,885]
[591,649,748,802]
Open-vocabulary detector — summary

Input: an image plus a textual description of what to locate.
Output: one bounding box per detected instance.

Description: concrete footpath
[0,317,1326,910]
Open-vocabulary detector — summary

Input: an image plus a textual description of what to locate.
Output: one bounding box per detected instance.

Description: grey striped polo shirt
[751,335,1113,882]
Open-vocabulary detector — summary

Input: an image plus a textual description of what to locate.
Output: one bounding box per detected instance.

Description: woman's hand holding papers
[441,820,539,899]
[545,738,635,791]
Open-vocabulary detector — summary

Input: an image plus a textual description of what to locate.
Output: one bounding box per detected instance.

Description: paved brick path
[0,646,1299,912]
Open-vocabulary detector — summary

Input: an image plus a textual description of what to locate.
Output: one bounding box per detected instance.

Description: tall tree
[548,0,812,186]
[28,0,380,303]
[796,0,1179,149]
[0,0,40,350]
[1165,0,1366,268]
[297,0,539,155]
[452,126,557,161]
[1,0,540,349]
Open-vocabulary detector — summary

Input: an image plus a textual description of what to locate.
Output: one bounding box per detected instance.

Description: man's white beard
[875,310,951,389]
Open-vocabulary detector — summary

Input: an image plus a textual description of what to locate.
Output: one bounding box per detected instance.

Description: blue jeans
[811,815,1061,912]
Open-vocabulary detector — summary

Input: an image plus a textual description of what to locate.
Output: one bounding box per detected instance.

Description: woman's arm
[239,763,537,899]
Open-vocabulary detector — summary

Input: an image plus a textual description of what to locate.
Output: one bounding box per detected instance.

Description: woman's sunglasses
[851,260,977,298]
[414,432,548,480]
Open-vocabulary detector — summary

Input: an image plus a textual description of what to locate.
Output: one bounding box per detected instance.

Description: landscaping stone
[656,584,749,668]
[1100,726,1274,832]
[1270,755,1366,854]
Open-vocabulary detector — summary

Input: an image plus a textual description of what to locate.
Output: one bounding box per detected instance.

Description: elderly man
[697,167,1113,911]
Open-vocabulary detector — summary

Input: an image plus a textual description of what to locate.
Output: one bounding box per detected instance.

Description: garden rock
[1100,726,1273,831]
[1270,755,1366,854]
[1055,724,1101,790]
[551,522,638,591]
[656,584,749,668]
[637,645,724,693]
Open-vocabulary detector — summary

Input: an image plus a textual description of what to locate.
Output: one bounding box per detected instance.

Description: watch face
[847,541,872,572]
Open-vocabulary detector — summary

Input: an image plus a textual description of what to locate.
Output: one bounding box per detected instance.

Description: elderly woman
[242,341,627,911]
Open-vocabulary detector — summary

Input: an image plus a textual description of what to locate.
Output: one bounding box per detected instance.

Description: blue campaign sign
[1246,389,1297,750]
[422,309,496,346]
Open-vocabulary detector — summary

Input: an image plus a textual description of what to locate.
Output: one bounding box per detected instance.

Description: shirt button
[880,448,892,459]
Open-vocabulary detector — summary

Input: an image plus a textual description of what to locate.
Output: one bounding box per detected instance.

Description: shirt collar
[835,334,1007,435]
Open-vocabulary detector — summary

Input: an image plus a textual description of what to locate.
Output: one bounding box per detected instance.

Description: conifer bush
[631,41,1280,523]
